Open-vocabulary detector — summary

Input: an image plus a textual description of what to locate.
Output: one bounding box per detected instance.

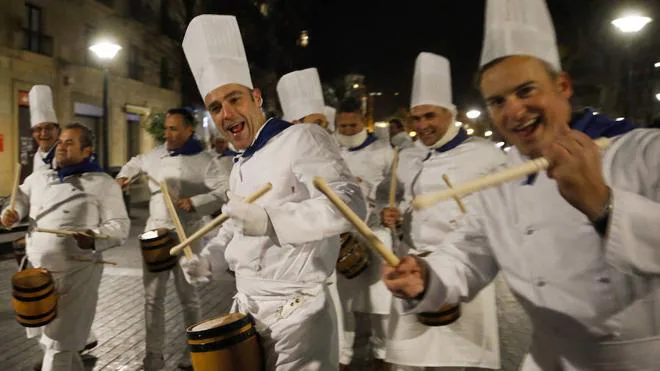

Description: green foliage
[144,112,166,143]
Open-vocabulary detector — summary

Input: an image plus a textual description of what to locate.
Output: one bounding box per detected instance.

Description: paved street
[0,204,532,370]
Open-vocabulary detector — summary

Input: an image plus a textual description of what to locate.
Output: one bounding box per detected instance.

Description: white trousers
[143,261,201,355]
[340,311,389,365]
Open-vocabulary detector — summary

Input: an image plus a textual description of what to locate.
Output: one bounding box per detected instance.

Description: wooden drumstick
[442,174,466,214]
[70,256,118,265]
[9,163,22,211]
[313,176,400,267]
[160,182,193,260]
[412,137,612,210]
[33,227,109,239]
[388,151,399,208]
[169,182,273,256]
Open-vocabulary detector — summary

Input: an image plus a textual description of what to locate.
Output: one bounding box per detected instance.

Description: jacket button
[525,227,534,235]
[536,279,546,287]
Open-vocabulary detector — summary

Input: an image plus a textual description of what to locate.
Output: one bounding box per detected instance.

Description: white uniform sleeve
[200,222,235,277]
[265,127,367,245]
[190,158,229,216]
[403,196,500,313]
[116,152,148,180]
[91,178,130,252]
[604,130,660,274]
[1,173,35,225]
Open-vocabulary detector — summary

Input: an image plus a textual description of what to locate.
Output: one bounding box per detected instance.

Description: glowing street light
[496,142,505,148]
[611,14,652,33]
[409,131,417,137]
[655,93,660,101]
[484,130,493,137]
[454,121,462,127]
[466,109,481,119]
[89,41,122,60]
[466,128,474,135]
[89,39,122,171]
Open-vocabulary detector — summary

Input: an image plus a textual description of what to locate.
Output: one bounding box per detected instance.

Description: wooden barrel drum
[416,303,461,326]
[187,312,264,371]
[336,233,370,279]
[139,228,179,272]
[11,268,58,327]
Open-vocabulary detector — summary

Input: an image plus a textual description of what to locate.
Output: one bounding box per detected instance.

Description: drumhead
[139,228,170,241]
[192,313,245,332]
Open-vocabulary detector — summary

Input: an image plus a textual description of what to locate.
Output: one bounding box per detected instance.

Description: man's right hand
[381,207,401,230]
[1,209,19,228]
[180,254,212,285]
[116,177,129,190]
[382,255,427,300]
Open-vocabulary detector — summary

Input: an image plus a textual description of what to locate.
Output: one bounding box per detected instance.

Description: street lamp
[612,13,652,118]
[89,40,121,171]
[466,109,481,119]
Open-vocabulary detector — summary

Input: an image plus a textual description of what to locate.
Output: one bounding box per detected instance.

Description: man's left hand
[73,229,96,250]
[177,197,195,212]
[542,130,609,221]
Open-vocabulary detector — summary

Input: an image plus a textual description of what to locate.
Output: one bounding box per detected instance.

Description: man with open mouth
[180,15,365,371]
[382,0,660,370]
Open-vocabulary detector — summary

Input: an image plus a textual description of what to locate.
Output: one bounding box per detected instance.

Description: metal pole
[102,67,109,171]
[625,39,633,119]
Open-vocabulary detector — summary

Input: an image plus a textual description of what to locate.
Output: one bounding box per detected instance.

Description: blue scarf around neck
[168,136,204,156]
[57,155,103,182]
[241,118,292,159]
[348,133,379,152]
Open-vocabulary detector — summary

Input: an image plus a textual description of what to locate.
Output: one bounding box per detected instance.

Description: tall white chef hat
[183,15,253,100]
[410,52,455,112]
[276,68,325,122]
[324,106,336,132]
[479,0,560,70]
[29,85,58,128]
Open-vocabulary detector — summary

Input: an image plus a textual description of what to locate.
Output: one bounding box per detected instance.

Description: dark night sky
[307,1,487,115]
[273,0,659,119]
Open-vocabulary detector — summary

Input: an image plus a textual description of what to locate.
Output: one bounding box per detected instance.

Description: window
[127,45,142,81]
[160,57,171,89]
[24,4,52,56]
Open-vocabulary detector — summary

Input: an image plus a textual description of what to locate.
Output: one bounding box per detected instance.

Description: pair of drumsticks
[168,137,612,269]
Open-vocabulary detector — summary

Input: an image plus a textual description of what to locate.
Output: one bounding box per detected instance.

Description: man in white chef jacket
[29,85,59,172]
[277,67,331,130]
[383,1,659,370]
[334,96,394,370]
[116,108,229,370]
[1,123,129,371]
[277,66,346,365]
[179,15,365,371]
[381,52,504,371]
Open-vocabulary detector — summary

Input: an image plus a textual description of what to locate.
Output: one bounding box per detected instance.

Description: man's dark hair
[166,108,196,127]
[338,96,362,115]
[389,118,404,129]
[474,56,561,89]
[63,123,95,149]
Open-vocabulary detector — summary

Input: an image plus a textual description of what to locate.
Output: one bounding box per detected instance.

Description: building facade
[0,0,198,195]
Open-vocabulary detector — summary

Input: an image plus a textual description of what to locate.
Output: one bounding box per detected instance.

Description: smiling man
[180,15,365,371]
[2,123,129,371]
[29,85,60,172]
[382,0,660,370]
[380,52,505,371]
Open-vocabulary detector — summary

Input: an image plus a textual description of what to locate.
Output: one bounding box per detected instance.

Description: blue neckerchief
[57,155,103,182]
[221,149,240,158]
[241,118,292,159]
[523,109,637,185]
[42,144,56,167]
[423,128,470,161]
[348,133,379,152]
[168,136,204,156]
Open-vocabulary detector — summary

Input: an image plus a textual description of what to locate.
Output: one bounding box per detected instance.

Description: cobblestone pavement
[0,205,532,370]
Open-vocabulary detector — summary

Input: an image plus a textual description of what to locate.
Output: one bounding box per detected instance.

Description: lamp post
[611,14,652,118]
[89,41,121,171]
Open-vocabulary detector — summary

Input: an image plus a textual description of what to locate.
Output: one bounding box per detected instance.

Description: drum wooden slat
[336,234,370,279]
[140,229,179,272]
[417,303,461,326]
[11,268,58,327]
[187,313,264,371]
